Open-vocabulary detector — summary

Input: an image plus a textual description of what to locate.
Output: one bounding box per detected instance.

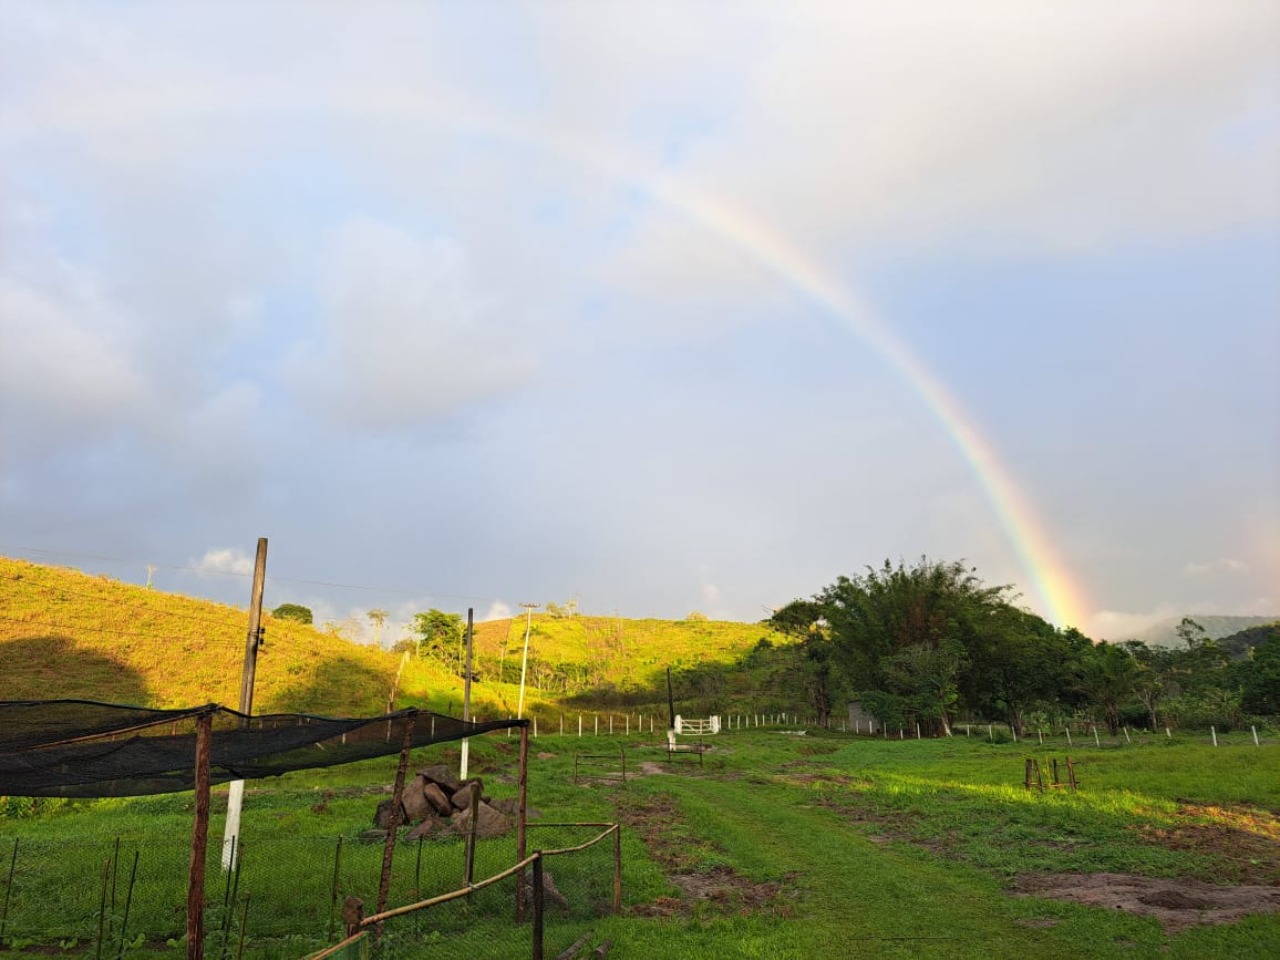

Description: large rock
[451,781,481,811]
[423,782,454,817]
[418,764,461,793]
[452,801,510,839]
[401,776,433,823]
[488,797,542,819]
[405,818,447,841]
[373,797,405,829]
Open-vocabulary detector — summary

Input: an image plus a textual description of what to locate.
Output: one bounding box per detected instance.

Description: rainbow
[18,86,1091,627]
[643,179,1092,629]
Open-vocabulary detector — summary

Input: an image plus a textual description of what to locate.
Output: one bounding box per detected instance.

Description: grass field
[2,727,1276,960]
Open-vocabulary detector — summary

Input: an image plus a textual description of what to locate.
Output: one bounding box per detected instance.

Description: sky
[1,1,1277,644]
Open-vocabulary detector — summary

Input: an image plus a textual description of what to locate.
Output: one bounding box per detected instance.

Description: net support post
[376,714,416,937]
[516,723,529,923]
[186,710,213,960]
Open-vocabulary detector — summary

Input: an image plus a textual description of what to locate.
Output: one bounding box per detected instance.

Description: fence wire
[0,823,618,960]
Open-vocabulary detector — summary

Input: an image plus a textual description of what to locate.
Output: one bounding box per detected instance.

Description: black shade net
[0,700,524,798]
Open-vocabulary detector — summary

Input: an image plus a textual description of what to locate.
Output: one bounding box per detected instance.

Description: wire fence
[0,823,620,960]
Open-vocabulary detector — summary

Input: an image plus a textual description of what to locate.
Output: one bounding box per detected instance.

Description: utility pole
[221,537,267,871]
[517,603,537,719]
[459,607,474,780]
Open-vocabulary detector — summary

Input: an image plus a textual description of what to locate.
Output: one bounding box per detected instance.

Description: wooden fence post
[516,724,529,922]
[186,710,213,960]
[531,855,544,960]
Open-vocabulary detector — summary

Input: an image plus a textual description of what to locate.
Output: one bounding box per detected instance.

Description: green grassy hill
[472,613,784,697]
[0,557,789,717]
[0,556,453,715]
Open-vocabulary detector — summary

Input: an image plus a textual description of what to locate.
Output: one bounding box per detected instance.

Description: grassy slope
[1,732,1276,959]
[0,558,786,717]
[473,614,783,686]
[0,556,457,715]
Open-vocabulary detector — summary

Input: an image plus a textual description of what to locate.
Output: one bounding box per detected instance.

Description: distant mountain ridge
[1117,615,1280,648]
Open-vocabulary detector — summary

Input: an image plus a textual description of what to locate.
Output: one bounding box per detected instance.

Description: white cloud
[191,547,254,577]
[482,601,513,622]
[1184,558,1251,577]
[284,219,536,430]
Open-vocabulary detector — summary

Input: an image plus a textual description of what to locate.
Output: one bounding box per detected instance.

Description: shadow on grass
[0,633,152,705]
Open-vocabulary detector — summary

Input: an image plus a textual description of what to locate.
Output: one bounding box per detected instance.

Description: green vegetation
[2,730,1276,959]
[269,604,313,625]
[768,560,1280,738]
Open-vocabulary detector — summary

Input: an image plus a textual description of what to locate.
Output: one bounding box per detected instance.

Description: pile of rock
[371,764,518,841]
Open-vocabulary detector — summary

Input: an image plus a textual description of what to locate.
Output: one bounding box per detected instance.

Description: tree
[1080,642,1138,735]
[818,557,1016,693]
[1238,626,1280,715]
[767,599,839,726]
[272,603,313,625]
[367,609,389,647]
[1124,641,1179,729]
[410,609,466,673]
[883,639,968,736]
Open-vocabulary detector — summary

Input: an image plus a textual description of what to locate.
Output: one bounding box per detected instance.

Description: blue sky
[1,1,1277,642]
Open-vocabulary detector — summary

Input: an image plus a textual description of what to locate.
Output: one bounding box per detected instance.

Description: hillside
[1122,614,1280,648]
[471,614,784,695]
[0,556,453,715]
[0,557,788,717]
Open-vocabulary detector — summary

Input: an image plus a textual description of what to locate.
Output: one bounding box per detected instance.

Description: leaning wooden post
[376,713,416,935]
[516,722,529,922]
[611,825,622,914]
[464,778,482,886]
[186,710,213,960]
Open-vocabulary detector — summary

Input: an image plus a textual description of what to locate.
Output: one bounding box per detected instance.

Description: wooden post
[516,723,529,922]
[531,854,545,960]
[612,825,622,914]
[464,778,482,886]
[186,711,213,960]
[376,714,415,931]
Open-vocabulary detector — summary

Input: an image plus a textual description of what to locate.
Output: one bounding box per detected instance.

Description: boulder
[488,797,542,819]
[418,764,461,793]
[373,798,405,829]
[451,781,481,811]
[423,782,454,817]
[405,818,447,841]
[452,801,510,839]
[400,776,433,823]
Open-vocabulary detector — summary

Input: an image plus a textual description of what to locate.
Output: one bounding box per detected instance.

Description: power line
[1,546,513,607]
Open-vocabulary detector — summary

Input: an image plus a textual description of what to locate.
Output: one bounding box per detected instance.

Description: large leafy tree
[1080,641,1138,735]
[410,609,465,673]
[271,603,313,625]
[818,557,1016,692]
[767,599,840,726]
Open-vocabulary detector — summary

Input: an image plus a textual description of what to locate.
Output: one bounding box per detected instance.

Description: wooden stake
[516,724,529,922]
[187,711,213,960]
[612,826,622,914]
[531,855,545,960]
[375,714,415,933]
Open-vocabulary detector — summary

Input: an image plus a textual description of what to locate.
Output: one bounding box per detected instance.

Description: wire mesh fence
[353,823,619,960]
[0,823,620,960]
